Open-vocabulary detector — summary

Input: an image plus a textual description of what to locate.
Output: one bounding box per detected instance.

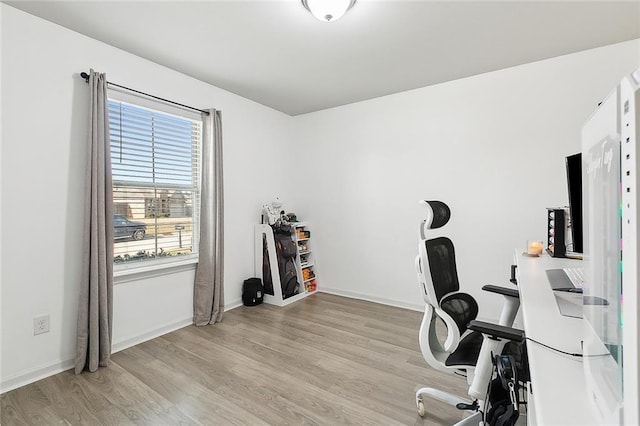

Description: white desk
[514,251,598,425]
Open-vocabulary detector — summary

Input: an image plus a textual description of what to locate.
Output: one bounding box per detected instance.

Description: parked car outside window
[113,214,146,241]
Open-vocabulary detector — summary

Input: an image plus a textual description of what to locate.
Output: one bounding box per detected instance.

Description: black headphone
[496,355,516,389]
[486,355,519,426]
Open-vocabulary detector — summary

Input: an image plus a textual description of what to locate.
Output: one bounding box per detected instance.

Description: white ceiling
[5,0,640,115]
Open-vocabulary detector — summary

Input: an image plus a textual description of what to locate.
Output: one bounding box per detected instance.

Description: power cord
[525,337,610,358]
[525,337,582,357]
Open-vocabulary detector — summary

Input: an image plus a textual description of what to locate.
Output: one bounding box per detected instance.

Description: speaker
[546,208,567,258]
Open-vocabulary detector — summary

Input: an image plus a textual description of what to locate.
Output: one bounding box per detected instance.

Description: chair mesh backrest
[440,293,479,335]
[425,236,460,302]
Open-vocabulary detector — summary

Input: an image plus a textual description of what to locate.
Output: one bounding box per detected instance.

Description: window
[108,99,202,269]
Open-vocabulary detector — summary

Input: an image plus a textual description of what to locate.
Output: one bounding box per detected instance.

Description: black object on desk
[583,295,609,306]
[545,268,578,291]
[546,208,567,258]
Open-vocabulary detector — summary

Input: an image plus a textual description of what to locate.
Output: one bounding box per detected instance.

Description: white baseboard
[0,357,75,394]
[225,297,243,311]
[319,288,501,324]
[111,317,193,353]
[112,297,243,353]
[319,287,425,312]
[1,318,195,394]
[1,299,246,394]
[0,293,431,394]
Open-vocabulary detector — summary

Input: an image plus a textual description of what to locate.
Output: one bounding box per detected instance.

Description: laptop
[545,268,583,292]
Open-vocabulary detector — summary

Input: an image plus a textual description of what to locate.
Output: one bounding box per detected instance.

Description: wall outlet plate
[34,315,50,335]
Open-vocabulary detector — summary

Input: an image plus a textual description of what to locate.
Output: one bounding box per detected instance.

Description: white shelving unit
[254,222,318,307]
[293,222,318,295]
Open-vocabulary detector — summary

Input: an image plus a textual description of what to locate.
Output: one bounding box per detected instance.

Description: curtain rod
[80,72,210,116]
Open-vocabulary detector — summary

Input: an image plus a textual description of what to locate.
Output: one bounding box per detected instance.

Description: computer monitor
[565,153,583,254]
[581,68,640,425]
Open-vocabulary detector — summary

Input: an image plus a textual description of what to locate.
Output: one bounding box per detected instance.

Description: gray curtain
[75,70,114,374]
[194,109,225,325]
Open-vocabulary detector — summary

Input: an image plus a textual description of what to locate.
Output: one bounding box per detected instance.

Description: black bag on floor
[242,278,264,306]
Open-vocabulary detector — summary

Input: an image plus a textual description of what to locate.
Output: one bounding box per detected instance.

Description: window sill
[114,255,199,284]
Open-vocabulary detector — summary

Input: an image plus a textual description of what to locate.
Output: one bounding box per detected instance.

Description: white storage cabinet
[254,221,318,306]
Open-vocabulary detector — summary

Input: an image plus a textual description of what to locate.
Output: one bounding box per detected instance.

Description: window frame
[107,89,203,279]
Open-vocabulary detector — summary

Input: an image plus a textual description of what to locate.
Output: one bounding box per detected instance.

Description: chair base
[416,387,483,425]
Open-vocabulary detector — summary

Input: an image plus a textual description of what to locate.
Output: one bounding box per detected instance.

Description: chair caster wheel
[417,400,425,417]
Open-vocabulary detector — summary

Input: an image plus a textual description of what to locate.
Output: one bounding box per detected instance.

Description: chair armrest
[510,264,518,285]
[482,284,519,299]
[467,320,525,342]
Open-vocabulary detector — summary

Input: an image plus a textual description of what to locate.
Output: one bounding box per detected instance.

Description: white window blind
[108,99,202,267]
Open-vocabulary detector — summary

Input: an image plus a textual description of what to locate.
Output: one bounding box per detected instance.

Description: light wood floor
[1,293,470,425]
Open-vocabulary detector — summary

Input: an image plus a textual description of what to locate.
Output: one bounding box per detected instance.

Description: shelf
[257,221,317,307]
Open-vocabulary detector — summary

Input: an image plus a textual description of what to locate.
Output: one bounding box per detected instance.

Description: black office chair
[414,200,523,424]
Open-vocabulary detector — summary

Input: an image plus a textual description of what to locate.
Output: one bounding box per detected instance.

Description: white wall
[293,40,640,319]
[0,4,294,392]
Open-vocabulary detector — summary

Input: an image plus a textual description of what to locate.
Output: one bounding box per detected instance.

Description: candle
[527,240,543,255]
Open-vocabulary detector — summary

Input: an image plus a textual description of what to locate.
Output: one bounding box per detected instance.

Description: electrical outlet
[34,315,50,335]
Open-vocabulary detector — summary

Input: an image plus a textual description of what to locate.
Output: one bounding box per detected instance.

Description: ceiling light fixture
[301,0,357,22]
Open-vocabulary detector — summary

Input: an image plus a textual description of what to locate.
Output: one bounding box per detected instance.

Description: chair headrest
[419,200,451,234]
